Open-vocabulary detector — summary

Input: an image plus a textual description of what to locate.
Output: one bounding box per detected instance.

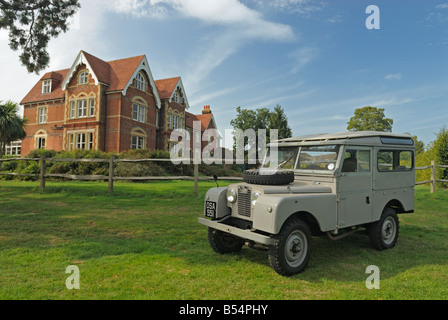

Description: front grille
[237,185,251,217]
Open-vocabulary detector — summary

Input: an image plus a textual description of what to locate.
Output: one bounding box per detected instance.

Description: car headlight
[227,188,237,203]
[251,191,261,206]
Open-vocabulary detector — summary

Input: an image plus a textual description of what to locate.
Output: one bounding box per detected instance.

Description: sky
[1,0,447,149]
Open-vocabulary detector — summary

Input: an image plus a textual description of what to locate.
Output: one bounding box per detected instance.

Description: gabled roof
[21,50,161,108]
[21,69,69,104]
[185,111,216,132]
[155,77,190,109]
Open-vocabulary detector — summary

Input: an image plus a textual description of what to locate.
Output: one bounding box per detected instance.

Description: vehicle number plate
[205,201,216,218]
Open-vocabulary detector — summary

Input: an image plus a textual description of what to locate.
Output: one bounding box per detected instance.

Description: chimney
[202,105,212,114]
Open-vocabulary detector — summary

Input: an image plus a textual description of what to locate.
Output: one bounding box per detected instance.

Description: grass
[0,180,447,300]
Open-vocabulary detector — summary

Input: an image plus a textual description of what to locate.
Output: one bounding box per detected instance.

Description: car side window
[341,149,370,173]
[378,150,414,172]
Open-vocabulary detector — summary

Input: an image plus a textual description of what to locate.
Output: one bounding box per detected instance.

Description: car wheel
[269,217,311,276]
[368,207,399,250]
[208,228,244,254]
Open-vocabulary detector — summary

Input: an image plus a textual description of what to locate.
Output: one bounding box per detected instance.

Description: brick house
[20,50,218,157]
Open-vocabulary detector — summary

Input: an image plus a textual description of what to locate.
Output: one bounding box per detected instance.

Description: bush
[115,162,167,178]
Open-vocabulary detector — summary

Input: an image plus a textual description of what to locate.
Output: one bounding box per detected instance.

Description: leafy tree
[434,126,448,185]
[0,100,27,158]
[347,106,393,132]
[411,135,424,155]
[230,105,292,164]
[270,104,292,139]
[0,0,81,73]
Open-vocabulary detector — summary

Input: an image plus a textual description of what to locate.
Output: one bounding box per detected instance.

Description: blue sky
[1,0,447,148]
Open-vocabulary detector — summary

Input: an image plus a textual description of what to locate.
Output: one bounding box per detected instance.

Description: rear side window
[378,150,414,172]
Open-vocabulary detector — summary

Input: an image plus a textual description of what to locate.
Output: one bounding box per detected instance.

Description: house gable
[155,77,189,109]
[61,50,108,89]
[121,56,161,109]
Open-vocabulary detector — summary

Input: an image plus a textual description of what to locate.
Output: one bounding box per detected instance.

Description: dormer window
[42,80,51,94]
[135,72,147,92]
[78,71,89,85]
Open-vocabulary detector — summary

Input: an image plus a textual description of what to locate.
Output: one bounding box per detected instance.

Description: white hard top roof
[271,131,414,147]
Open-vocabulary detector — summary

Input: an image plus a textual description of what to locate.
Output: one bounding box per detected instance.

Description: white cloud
[436,3,448,9]
[289,47,318,73]
[243,0,326,17]
[385,73,402,80]
[104,0,295,92]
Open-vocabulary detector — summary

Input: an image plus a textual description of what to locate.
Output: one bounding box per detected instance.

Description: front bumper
[198,217,274,246]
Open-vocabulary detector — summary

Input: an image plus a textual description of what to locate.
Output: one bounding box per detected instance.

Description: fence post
[194,163,199,196]
[430,160,436,194]
[40,154,46,190]
[108,155,115,193]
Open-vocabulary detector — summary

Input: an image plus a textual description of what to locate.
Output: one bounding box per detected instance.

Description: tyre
[208,228,244,254]
[268,217,311,276]
[243,169,294,185]
[368,207,399,250]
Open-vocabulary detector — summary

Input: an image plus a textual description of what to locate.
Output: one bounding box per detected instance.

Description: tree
[230,105,292,164]
[411,135,424,155]
[434,126,448,185]
[347,106,393,132]
[0,0,81,73]
[0,100,27,158]
[270,104,292,139]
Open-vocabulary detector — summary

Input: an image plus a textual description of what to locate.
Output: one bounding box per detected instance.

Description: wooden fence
[415,160,448,193]
[1,156,446,194]
[0,155,243,195]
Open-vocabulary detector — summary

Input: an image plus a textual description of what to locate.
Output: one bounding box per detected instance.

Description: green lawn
[0,180,447,300]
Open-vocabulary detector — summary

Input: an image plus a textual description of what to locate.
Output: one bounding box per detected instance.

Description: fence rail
[415,160,448,193]
[0,155,243,195]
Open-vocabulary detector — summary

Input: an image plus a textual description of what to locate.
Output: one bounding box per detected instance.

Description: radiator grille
[237,186,251,217]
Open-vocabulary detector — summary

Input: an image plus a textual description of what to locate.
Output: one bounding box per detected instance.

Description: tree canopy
[0,100,27,157]
[230,105,292,164]
[0,0,80,73]
[347,106,393,132]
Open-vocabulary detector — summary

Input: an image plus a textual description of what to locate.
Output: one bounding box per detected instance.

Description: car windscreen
[261,145,340,171]
[261,147,299,170]
[296,145,340,171]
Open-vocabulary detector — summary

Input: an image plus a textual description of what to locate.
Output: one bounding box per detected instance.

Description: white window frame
[77,100,87,118]
[42,80,51,94]
[89,98,95,117]
[36,134,46,149]
[68,133,75,151]
[77,133,86,149]
[132,103,146,123]
[135,72,147,92]
[38,107,47,124]
[78,71,89,85]
[67,131,94,151]
[174,114,181,130]
[131,135,145,149]
[69,101,76,119]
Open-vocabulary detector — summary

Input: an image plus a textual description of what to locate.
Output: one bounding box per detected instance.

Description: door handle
[366,196,370,204]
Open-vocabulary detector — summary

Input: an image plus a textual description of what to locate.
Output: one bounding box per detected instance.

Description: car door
[337,146,373,228]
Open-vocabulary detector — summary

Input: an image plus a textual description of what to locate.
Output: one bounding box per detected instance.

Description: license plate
[205,201,216,218]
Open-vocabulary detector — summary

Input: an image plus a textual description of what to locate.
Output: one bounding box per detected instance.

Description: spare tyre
[243,169,294,185]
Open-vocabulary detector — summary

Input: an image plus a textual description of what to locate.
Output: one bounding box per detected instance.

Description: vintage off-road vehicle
[198,131,415,276]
